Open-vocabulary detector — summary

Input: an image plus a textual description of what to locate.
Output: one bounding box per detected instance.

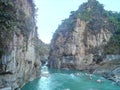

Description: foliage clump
[0,0,16,58]
[104,11,120,54]
[38,40,50,56]
[77,0,105,21]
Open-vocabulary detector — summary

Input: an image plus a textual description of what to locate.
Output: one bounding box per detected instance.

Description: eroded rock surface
[49,0,116,70]
[49,0,120,85]
[0,0,41,89]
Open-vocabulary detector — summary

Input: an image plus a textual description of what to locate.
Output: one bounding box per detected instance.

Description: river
[21,64,120,90]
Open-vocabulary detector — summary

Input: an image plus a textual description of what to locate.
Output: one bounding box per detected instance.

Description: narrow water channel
[21,64,120,90]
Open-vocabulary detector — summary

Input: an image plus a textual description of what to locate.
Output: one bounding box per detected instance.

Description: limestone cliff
[49,0,120,71]
[0,0,41,89]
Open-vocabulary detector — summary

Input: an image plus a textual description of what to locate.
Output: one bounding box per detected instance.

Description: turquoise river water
[21,65,120,90]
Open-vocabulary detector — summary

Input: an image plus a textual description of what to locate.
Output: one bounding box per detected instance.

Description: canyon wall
[0,0,41,89]
[48,0,120,84]
[49,0,120,85]
[49,0,117,70]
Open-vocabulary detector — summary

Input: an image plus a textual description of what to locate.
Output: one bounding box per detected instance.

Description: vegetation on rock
[0,0,16,59]
[78,0,104,22]
[37,39,50,56]
[0,0,42,89]
[49,0,120,70]
[54,0,120,55]
[0,0,37,59]
[104,11,120,54]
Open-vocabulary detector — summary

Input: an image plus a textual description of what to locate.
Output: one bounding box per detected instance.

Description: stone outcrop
[49,0,117,70]
[49,0,120,85]
[0,0,41,89]
[109,67,120,85]
[93,60,120,85]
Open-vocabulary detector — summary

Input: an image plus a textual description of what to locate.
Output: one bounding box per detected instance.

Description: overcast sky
[34,0,120,44]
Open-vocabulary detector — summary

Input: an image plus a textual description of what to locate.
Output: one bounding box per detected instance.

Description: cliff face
[49,19,114,69]
[0,0,41,89]
[49,0,120,71]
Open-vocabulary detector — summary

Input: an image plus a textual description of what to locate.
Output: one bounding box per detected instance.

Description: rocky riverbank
[93,60,120,86]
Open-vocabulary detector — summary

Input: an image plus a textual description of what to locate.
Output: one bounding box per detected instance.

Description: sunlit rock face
[48,0,117,70]
[0,0,41,89]
[49,19,113,70]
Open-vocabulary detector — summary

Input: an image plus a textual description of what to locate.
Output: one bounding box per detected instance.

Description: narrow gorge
[0,0,120,90]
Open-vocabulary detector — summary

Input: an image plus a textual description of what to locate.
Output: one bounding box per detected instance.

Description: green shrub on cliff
[36,39,50,56]
[0,0,16,59]
[78,0,104,21]
[104,11,120,54]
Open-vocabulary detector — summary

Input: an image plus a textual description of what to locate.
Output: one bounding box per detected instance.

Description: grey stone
[0,0,41,89]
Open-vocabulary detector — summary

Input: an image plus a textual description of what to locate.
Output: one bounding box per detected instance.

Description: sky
[34,0,120,44]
